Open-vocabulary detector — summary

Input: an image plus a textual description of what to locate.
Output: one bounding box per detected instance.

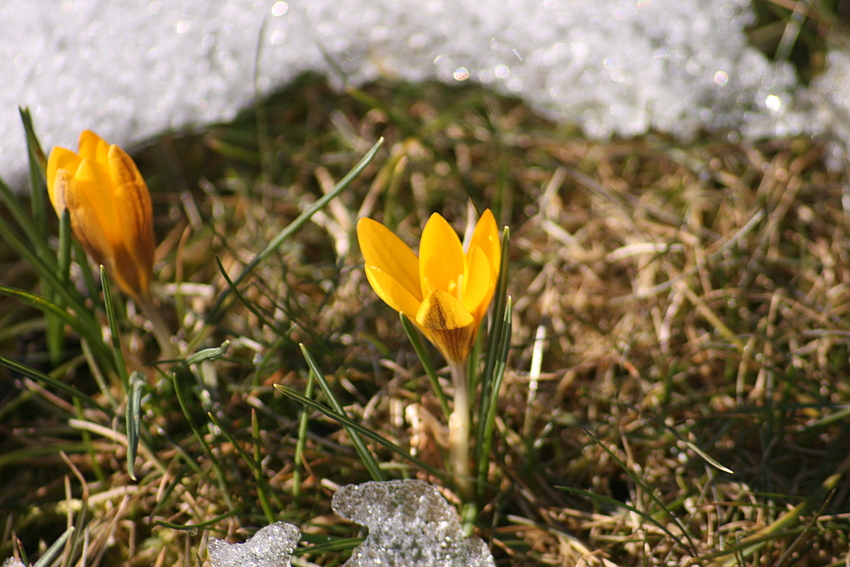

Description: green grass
[4,5,850,564]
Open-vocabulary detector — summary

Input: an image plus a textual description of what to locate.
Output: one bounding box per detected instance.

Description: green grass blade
[297,343,385,481]
[172,341,236,510]
[101,266,129,392]
[476,227,511,449]
[476,297,512,501]
[252,409,280,522]
[475,226,511,498]
[0,355,107,415]
[46,209,73,363]
[0,221,111,369]
[19,107,48,237]
[214,256,287,336]
[206,410,277,524]
[32,526,74,567]
[293,368,316,499]
[126,370,146,481]
[207,136,384,323]
[0,172,52,266]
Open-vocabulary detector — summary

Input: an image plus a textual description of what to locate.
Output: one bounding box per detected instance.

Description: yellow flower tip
[359,209,502,365]
[46,131,155,301]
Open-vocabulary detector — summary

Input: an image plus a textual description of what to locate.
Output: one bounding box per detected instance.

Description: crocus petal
[461,245,490,320]
[61,170,113,270]
[358,218,421,301]
[468,209,500,282]
[46,130,156,301]
[78,130,110,165]
[75,158,123,246]
[416,289,475,364]
[109,145,155,299]
[419,213,465,298]
[416,289,474,330]
[365,265,422,322]
[46,147,81,217]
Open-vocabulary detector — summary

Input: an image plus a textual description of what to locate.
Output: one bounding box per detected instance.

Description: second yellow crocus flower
[357,210,501,366]
[46,130,156,302]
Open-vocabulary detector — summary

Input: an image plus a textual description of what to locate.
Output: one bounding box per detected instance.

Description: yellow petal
[419,213,465,298]
[468,209,500,278]
[74,158,122,247]
[62,173,113,270]
[46,147,81,216]
[109,144,155,299]
[365,265,422,321]
[416,289,474,331]
[461,245,490,320]
[416,289,475,364]
[78,130,110,165]
[357,217,421,300]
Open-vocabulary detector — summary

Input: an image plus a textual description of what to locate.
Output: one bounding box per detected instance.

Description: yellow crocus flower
[357,210,500,365]
[46,130,155,302]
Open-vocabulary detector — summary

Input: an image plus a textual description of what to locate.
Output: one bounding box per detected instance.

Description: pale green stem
[449,359,473,502]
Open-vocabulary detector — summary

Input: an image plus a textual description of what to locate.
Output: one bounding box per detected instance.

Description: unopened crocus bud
[47,130,155,301]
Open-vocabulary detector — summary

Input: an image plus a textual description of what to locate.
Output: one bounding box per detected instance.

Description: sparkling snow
[2,0,850,187]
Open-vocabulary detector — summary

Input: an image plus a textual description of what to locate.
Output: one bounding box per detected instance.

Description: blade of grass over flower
[0,353,107,414]
[275,383,450,483]
[477,226,510,408]
[172,341,235,510]
[292,367,316,500]
[476,227,510,489]
[584,428,697,555]
[74,240,103,310]
[46,209,73,363]
[207,137,384,323]
[19,109,69,364]
[476,296,512,502]
[400,313,450,420]
[297,343,385,481]
[101,267,129,392]
[126,370,146,481]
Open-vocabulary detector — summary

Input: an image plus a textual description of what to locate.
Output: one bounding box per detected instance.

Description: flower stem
[449,359,473,502]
